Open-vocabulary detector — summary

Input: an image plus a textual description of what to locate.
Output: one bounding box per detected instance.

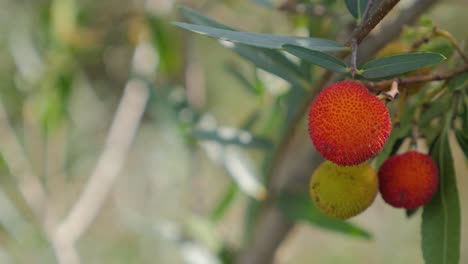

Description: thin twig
[433,28,468,63]
[52,79,149,263]
[377,80,400,101]
[360,0,375,24]
[343,0,401,48]
[366,63,468,91]
[393,86,407,127]
[51,35,152,264]
[350,0,374,76]
[350,38,358,77]
[0,102,46,218]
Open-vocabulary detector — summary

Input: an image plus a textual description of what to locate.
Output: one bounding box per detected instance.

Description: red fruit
[378,151,439,209]
[308,80,392,166]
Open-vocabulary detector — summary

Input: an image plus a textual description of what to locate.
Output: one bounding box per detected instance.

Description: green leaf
[146,16,182,75]
[372,104,413,169]
[277,192,372,239]
[173,22,348,52]
[419,92,451,128]
[360,52,446,80]
[344,0,368,20]
[241,110,261,131]
[454,100,468,157]
[210,182,238,222]
[224,64,259,95]
[421,107,461,264]
[282,44,348,73]
[178,6,306,87]
[454,131,468,158]
[447,71,468,92]
[192,128,273,149]
[179,6,233,30]
[420,40,455,59]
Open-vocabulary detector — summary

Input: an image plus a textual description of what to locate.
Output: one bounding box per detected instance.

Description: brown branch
[344,0,400,48]
[236,1,439,263]
[366,63,468,91]
[357,0,439,64]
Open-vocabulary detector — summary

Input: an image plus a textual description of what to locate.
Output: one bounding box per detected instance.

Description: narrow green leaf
[224,64,259,95]
[178,6,306,87]
[173,22,348,52]
[192,128,273,149]
[282,44,348,73]
[447,71,468,92]
[419,92,451,128]
[421,107,461,264]
[455,99,468,157]
[243,198,260,243]
[210,182,238,222]
[241,110,261,131]
[277,192,372,239]
[179,6,233,30]
[344,0,368,20]
[146,16,182,75]
[454,131,468,158]
[372,104,413,169]
[360,52,446,80]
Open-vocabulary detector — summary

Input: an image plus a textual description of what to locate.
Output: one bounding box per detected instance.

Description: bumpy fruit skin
[309,161,378,219]
[378,151,439,209]
[308,80,392,166]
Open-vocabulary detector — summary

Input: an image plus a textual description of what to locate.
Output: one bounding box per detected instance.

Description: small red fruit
[378,151,439,209]
[308,80,392,166]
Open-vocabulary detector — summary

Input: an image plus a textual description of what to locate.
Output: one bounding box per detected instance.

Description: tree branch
[52,78,149,264]
[236,0,439,263]
[51,39,151,264]
[366,63,468,91]
[345,0,400,46]
[0,101,46,219]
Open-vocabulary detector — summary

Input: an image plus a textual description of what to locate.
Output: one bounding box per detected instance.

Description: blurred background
[0,0,466,263]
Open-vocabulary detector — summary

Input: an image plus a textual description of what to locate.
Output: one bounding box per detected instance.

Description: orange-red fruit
[308,80,392,166]
[378,151,439,209]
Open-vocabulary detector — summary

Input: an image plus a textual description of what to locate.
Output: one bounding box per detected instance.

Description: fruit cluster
[307,81,439,219]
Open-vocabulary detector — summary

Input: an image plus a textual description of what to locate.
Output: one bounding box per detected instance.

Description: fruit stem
[377,80,400,103]
[359,0,375,26]
[350,0,374,78]
[393,86,407,128]
[350,38,358,78]
[410,120,420,151]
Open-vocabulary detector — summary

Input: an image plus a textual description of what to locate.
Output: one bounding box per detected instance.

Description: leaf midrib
[362,57,438,72]
[439,131,448,264]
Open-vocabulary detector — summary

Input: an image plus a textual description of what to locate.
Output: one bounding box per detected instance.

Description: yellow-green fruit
[309,161,378,219]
